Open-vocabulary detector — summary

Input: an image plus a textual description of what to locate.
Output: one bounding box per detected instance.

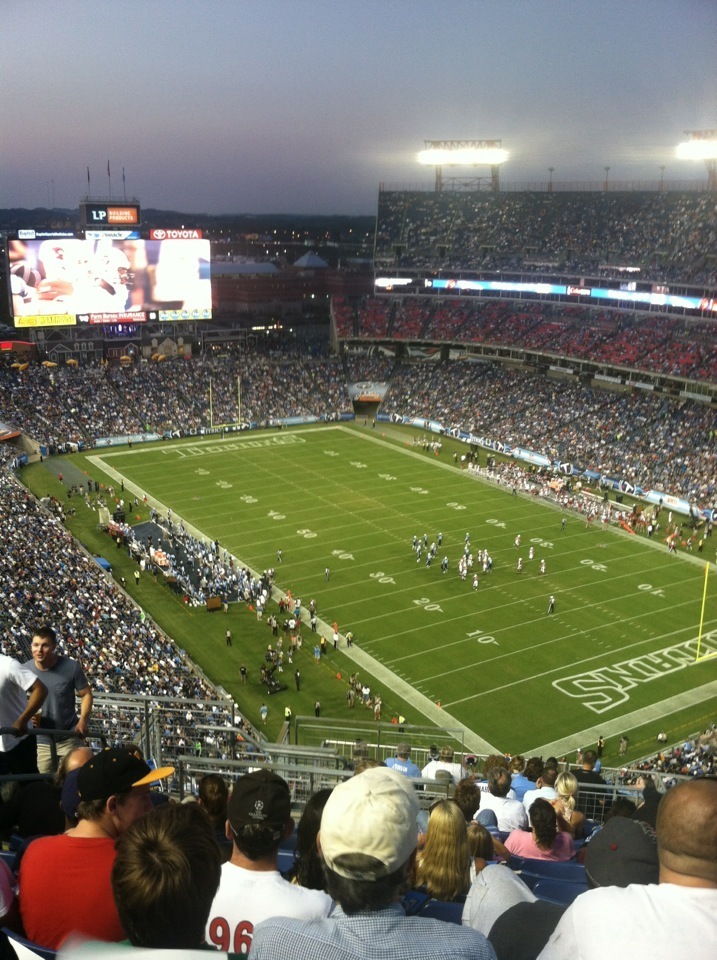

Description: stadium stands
[379,361,715,503]
[0,348,353,451]
[374,190,717,286]
[349,297,717,384]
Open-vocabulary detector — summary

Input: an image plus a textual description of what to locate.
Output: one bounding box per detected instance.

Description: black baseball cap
[77,747,174,802]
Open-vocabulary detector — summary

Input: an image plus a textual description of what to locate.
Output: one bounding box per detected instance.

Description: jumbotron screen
[8,232,212,327]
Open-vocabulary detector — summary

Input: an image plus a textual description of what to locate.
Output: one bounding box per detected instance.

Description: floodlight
[417,147,509,166]
[676,139,717,160]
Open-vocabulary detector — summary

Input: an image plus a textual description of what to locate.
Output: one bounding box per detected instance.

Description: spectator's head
[541,765,559,789]
[198,773,228,825]
[487,766,512,798]
[481,754,507,778]
[510,755,526,774]
[76,747,174,836]
[656,779,717,887]
[31,624,58,669]
[112,802,221,949]
[524,756,544,782]
[433,768,454,790]
[353,741,369,763]
[632,777,662,830]
[227,769,293,860]
[554,771,578,809]
[585,817,659,888]
[582,750,598,769]
[467,821,495,862]
[453,778,481,822]
[55,744,94,788]
[292,787,333,892]
[439,746,455,763]
[416,798,470,901]
[604,796,638,821]
[353,757,386,776]
[395,743,411,760]
[318,767,419,914]
[528,798,559,852]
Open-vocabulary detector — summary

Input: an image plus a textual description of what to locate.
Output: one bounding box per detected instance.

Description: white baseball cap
[319,767,419,880]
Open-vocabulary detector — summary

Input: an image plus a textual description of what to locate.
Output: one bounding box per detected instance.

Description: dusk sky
[2,0,715,215]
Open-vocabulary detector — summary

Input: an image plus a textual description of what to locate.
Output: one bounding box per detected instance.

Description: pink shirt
[504,829,575,861]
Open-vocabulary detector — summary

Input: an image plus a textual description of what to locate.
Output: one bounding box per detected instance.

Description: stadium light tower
[676,130,717,191]
[417,140,509,193]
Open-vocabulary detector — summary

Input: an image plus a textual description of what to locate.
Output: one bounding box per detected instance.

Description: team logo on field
[553,631,717,713]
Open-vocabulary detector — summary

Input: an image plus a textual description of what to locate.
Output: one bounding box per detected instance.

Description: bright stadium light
[677,130,717,191]
[676,138,717,160]
[418,139,508,192]
[417,146,509,166]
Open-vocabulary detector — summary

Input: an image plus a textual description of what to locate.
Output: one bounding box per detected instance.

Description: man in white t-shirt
[205,769,332,953]
[421,746,467,784]
[0,654,47,782]
[475,767,528,832]
[522,764,559,818]
[538,779,717,960]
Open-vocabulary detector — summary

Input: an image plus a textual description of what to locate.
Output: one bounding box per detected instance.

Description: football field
[89,423,717,758]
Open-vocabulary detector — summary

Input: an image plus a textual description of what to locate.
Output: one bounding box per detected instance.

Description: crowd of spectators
[344,297,717,384]
[374,189,717,287]
[0,347,352,451]
[0,474,250,756]
[379,361,715,504]
[1,330,714,507]
[344,350,395,383]
[2,742,715,958]
[621,726,717,781]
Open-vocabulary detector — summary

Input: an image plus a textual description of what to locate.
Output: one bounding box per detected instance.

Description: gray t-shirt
[25,656,89,740]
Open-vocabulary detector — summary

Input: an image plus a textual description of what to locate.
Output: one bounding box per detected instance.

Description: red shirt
[19,834,125,949]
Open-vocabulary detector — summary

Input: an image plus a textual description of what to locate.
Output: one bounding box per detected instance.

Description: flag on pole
[107,160,111,177]
[87,166,90,184]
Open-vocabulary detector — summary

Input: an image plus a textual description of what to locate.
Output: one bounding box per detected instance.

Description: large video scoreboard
[7,228,212,328]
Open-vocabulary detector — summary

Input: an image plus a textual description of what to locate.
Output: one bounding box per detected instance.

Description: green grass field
[69,422,716,764]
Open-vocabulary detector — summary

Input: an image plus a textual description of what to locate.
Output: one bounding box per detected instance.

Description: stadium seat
[277,847,296,874]
[401,890,467,924]
[513,858,586,881]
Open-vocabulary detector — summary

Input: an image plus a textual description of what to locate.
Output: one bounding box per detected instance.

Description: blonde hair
[415,799,470,901]
[555,771,579,811]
